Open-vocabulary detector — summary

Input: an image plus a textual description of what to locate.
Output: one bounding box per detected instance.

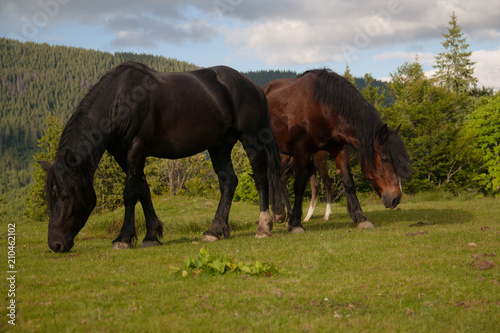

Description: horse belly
[150,105,231,159]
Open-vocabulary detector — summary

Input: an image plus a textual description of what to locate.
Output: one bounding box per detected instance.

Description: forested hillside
[0,38,202,215]
[243,70,297,87]
[0,38,307,216]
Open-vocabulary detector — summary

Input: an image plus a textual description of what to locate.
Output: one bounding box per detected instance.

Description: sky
[1,0,499,89]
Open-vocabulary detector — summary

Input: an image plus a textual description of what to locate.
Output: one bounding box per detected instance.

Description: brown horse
[264,69,411,233]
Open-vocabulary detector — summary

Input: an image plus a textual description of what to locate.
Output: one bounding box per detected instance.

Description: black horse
[40,61,289,253]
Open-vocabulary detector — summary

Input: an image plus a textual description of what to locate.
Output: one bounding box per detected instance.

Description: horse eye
[381,157,390,164]
[62,195,70,201]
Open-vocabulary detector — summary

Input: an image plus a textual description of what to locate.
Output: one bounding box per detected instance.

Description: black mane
[303,69,410,180]
[46,62,152,208]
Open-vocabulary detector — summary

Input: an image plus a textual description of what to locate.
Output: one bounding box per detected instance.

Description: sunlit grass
[3,195,499,332]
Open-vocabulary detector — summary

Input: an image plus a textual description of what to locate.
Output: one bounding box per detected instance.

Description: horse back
[110,64,268,159]
[264,74,355,156]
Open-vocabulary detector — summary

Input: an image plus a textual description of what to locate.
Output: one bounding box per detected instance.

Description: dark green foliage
[460,94,500,195]
[383,60,470,193]
[25,116,63,221]
[0,38,199,216]
[243,69,297,87]
[93,152,126,212]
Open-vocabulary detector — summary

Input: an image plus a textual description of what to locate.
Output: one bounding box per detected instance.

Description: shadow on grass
[302,208,474,233]
[158,236,195,247]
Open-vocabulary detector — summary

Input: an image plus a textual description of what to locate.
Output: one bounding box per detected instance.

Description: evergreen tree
[433,12,478,94]
[343,64,355,85]
[361,73,386,109]
[387,59,464,192]
[26,116,63,221]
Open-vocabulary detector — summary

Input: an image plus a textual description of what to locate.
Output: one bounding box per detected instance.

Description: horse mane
[303,69,410,180]
[47,61,159,207]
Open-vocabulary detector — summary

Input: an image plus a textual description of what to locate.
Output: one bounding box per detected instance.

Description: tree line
[2,13,499,219]
[0,37,200,216]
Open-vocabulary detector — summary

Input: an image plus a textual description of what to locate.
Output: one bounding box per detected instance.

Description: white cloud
[1,0,499,80]
[471,49,500,90]
[374,51,436,64]
[378,49,500,90]
[223,0,500,68]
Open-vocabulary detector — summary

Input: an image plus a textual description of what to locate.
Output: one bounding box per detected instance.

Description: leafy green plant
[460,94,500,195]
[170,248,285,277]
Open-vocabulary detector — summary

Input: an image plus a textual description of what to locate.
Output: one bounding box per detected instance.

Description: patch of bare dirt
[468,252,496,270]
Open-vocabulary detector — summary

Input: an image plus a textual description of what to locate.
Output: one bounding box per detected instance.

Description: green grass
[2,195,499,332]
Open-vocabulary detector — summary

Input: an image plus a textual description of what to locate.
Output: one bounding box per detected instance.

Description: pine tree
[433,12,478,94]
[343,64,355,85]
[387,59,464,192]
[361,73,385,109]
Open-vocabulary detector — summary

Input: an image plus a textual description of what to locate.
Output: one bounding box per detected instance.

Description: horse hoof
[111,242,132,250]
[289,226,305,234]
[357,221,375,229]
[274,213,286,224]
[140,241,161,248]
[255,229,271,239]
[202,234,218,242]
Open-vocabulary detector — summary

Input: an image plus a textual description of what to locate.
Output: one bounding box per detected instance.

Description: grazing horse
[40,61,289,253]
[264,69,411,233]
[281,151,334,222]
[302,151,334,222]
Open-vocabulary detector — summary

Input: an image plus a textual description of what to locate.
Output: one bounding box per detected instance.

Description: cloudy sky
[1,0,499,89]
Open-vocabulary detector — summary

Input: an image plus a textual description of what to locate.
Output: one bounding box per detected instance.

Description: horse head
[361,124,410,209]
[39,161,96,253]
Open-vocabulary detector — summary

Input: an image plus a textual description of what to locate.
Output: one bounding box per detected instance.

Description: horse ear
[376,124,389,145]
[394,124,401,135]
[38,161,52,172]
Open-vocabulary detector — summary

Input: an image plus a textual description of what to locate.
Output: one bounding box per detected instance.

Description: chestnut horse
[40,62,289,253]
[264,69,410,233]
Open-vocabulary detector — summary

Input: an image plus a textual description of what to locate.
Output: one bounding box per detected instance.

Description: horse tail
[263,112,291,222]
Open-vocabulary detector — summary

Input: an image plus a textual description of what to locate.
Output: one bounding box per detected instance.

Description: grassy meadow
[2,194,499,332]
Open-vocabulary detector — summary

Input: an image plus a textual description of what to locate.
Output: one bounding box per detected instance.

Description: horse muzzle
[382,192,401,209]
[48,235,75,253]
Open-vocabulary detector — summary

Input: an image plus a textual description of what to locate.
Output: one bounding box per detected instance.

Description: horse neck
[56,114,111,183]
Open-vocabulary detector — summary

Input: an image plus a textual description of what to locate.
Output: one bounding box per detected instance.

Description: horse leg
[137,172,164,248]
[335,150,374,229]
[271,154,292,224]
[202,143,237,242]
[112,154,163,249]
[303,174,319,222]
[316,155,332,221]
[241,140,273,238]
[288,152,308,233]
[112,171,139,249]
